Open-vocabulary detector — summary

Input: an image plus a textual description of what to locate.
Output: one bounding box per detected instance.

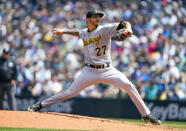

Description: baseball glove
[111,29,132,41]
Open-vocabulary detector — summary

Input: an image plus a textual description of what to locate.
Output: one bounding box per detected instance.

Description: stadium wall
[3,97,186,121]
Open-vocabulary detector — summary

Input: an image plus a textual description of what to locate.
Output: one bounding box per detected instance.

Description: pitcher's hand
[51,28,64,36]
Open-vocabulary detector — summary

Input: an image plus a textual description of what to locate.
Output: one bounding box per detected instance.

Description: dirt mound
[0,110,182,131]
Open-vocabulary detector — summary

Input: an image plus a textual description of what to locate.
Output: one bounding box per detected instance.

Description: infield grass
[0,127,90,131]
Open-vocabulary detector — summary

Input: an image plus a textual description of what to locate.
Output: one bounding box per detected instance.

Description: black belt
[85,63,110,69]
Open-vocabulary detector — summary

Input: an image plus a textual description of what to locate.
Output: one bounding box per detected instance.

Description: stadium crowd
[0,0,185,101]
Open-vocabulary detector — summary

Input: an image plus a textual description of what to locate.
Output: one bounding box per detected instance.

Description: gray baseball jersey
[41,23,151,117]
[80,23,118,65]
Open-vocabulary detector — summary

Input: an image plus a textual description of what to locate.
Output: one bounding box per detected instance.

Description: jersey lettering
[83,34,101,47]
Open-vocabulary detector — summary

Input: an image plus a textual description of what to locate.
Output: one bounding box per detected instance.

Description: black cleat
[28,102,43,112]
[142,114,161,125]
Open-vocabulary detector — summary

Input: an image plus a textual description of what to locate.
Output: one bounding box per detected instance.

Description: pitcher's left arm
[112,21,133,41]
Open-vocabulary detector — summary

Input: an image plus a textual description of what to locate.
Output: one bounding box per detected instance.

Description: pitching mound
[0,110,181,131]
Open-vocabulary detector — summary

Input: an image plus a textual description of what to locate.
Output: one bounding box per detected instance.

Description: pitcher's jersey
[79,23,119,65]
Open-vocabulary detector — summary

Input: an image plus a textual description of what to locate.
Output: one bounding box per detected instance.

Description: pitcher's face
[87,15,101,27]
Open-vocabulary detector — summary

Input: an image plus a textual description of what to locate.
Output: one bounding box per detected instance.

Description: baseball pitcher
[28,10,161,125]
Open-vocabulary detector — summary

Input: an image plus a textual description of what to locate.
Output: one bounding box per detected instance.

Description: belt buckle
[99,65,104,69]
[96,65,100,69]
[86,64,108,69]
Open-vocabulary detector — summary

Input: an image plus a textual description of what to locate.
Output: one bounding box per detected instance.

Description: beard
[94,24,98,27]
[93,21,99,27]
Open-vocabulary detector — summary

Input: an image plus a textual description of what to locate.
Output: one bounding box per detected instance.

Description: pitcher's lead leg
[101,67,161,124]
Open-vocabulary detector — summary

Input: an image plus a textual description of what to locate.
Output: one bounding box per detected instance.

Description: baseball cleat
[28,102,43,112]
[142,114,161,125]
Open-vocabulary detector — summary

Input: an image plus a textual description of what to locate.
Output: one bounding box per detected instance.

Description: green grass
[1,119,186,131]
[107,118,186,130]
[0,127,91,131]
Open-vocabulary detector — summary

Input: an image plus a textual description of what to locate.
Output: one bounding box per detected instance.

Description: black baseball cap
[2,47,10,54]
[86,10,104,18]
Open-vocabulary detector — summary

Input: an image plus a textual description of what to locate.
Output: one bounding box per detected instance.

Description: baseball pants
[42,66,150,117]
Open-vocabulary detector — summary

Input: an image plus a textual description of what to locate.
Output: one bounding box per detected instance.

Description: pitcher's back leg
[39,68,98,108]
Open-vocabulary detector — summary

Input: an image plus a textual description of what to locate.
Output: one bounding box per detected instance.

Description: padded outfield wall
[3,97,186,122]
